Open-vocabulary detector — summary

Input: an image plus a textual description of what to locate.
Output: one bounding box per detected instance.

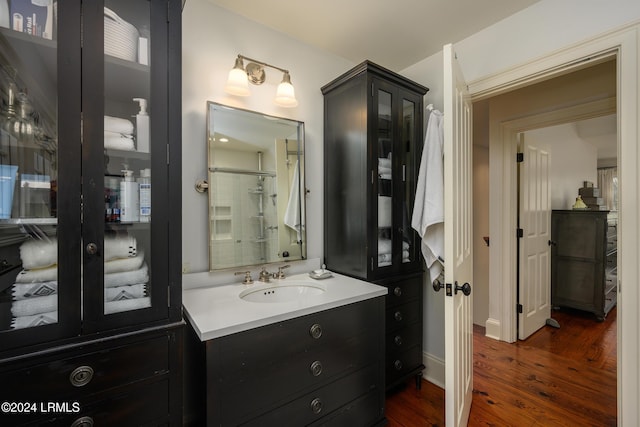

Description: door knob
[432,278,444,292]
[455,281,471,296]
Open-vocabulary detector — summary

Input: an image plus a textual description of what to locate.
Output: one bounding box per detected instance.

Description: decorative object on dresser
[551,210,617,321]
[321,60,428,390]
[0,1,183,425]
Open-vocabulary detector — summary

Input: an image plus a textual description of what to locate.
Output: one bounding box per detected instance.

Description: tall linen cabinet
[321,61,428,390]
[0,1,183,425]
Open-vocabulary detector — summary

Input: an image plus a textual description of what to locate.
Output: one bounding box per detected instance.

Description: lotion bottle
[133,97,149,153]
[120,166,139,222]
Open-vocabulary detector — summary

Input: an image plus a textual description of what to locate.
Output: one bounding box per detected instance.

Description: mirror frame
[206,102,306,271]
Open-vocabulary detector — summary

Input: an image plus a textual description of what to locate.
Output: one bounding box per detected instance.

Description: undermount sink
[239,282,326,303]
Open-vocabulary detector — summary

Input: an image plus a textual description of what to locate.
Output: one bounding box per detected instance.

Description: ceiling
[205,0,542,71]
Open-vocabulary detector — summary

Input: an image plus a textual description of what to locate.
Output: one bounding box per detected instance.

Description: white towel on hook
[411,110,445,283]
[284,160,303,240]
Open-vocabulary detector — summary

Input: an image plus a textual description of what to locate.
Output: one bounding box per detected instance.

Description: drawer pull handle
[309,323,323,339]
[394,359,403,371]
[69,366,94,387]
[310,397,323,414]
[394,311,403,321]
[310,360,323,377]
[394,335,403,346]
[70,416,94,427]
[393,286,402,296]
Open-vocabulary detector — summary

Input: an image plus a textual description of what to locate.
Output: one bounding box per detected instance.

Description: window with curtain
[597,167,618,211]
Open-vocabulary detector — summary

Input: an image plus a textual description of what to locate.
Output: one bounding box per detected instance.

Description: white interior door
[443,43,474,427]
[518,135,552,339]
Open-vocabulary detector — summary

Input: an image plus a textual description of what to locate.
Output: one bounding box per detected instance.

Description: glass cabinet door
[83,0,169,331]
[0,1,81,351]
[373,82,423,276]
[376,87,394,270]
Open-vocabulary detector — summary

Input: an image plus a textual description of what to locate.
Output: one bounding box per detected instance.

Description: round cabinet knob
[310,360,323,377]
[394,335,403,346]
[394,359,403,371]
[310,398,323,414]
[309,323,323,339]
[394,311,403,322]
[70,416,94,427]
[69,365,94,387]
[393,286,402,297]
[85,243,98,255]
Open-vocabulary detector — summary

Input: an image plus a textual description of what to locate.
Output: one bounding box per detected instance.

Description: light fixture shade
[225,57,250,96]
[275,72,298,107]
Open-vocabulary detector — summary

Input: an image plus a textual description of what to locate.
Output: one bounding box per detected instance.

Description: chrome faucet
[258,267,271,282]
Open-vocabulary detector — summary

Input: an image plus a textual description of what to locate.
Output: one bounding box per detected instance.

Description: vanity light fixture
[224,54,298,108]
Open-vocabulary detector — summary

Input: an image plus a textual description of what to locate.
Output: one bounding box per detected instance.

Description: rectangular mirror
[207,102,306,271]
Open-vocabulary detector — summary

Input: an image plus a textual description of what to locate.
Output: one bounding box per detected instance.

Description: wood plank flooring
[386,307,617,426]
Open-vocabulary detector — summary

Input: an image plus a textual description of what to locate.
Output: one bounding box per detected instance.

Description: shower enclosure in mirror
[207,102,306,271]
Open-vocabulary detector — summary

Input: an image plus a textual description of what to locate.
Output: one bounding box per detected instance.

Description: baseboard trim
[422,351,445,389]
[485,318,501,340]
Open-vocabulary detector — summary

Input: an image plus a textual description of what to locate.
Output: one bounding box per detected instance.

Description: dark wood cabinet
[184,298,386,427]
[551,210,617,320]
[321,61,428,389]
[0,1,183,424]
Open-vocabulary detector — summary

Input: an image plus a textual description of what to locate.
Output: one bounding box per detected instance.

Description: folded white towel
[105,132,135,151]
[12,281,57,300]
[378,250,410,264]
[105,115,134,134]
[378,158,391,169]
[378,196,392,228]
[378,261,391,267]
[11,311,58,329]
[11,294,57,317]
[377,239,409,254]
[104,235,137,261]
[379,173,392,180]
[104,263,148,288]
[15,265,57,283]
[105,284,147,301]
[105,297,151,314]
[104,252,144,274]
[19,237,57,270]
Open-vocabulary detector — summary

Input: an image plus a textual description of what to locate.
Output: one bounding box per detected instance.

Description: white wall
[181,0,354,273]
[524,123,598,210]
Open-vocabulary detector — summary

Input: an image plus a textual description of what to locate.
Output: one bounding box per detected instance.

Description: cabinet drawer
[240,364,381,427]
[386,345,423,385]
[215,328,380,425]
[3,376,170,426]
[0,335,169,401]
[386,321,421,354]
[208,298,381,375]
[384,276,421,308]
[386,299,421,332]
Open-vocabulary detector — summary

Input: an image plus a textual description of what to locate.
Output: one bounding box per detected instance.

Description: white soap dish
[309,267,333,280]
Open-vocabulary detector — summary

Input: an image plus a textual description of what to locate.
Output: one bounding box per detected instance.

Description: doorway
[516,114,618,339]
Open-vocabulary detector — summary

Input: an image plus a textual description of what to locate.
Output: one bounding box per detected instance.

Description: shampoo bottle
[137,168,151,222]
[120,167,139,222]
[133,97,149,153]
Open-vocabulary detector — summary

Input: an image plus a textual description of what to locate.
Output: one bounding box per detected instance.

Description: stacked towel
[377,238,411,267]
[104,115,135,151]
[378,157,392,180]
[10,235,147,329]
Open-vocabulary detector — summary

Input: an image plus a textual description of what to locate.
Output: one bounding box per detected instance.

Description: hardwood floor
[386,307,617,426]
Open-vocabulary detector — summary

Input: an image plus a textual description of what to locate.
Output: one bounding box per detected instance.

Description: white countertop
[182,271,387,341]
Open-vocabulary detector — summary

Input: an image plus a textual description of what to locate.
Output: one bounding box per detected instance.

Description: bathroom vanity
[182,272,387,426]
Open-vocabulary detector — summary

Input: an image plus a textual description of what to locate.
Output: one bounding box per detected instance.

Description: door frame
[497,97,617,341]
[467,23,638,425]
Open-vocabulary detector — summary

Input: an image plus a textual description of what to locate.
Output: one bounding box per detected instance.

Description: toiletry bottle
[133,98,149,153]
[120,167,139,222]
[137,168,151,222]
